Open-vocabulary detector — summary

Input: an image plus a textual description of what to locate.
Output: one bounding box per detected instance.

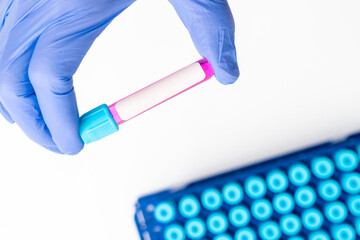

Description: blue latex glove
[0,0,239,155]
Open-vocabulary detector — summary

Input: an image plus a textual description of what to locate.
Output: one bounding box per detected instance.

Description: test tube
[79,59,214,144]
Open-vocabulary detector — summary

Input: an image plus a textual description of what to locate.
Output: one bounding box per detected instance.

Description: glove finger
[0,76,61,153]
[0,100,14,123]
[169,0,239,85]
[0,21,62,153]
[28,16,115,155]
[27,65,84,155]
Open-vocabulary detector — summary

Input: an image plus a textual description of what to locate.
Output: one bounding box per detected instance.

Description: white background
[1,0,360,239]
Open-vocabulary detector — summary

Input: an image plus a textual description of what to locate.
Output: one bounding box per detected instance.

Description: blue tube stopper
[79,104,119,144]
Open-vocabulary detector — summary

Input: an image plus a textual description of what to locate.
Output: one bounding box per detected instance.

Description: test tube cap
[79,104,119,144]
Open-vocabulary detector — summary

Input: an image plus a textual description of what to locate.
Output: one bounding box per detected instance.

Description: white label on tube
[115,62,205,121]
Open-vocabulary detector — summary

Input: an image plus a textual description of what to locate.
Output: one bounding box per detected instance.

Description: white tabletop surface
[1,1,360,239]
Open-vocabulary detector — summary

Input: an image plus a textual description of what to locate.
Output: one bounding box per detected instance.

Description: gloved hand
[0,0,239,155]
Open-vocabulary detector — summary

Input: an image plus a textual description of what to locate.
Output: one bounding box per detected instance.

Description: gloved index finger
[28,74,83,155]
[169,0,240,85]
[28,13,116,155]
[28,32,85,155]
